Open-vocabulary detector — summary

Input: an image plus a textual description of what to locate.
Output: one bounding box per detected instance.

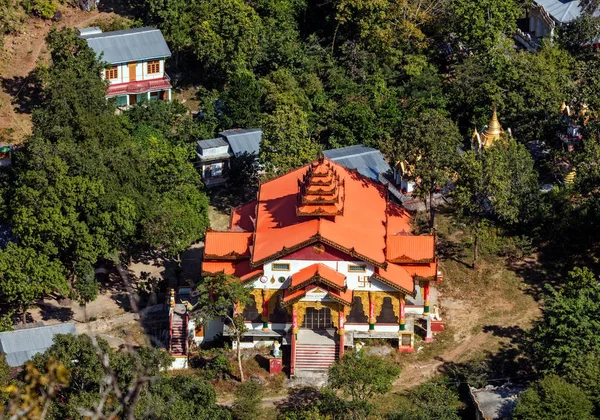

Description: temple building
[472,106,504,151]
[199,157,441,374]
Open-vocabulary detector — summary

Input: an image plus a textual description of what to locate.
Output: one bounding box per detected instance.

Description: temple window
[272,263,290,271]
[348,264,366,273]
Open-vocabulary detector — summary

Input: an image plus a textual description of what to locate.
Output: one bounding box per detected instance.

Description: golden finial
[487,104,502,136]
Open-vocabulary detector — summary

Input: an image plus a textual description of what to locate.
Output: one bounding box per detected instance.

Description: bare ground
[0,6,119,142]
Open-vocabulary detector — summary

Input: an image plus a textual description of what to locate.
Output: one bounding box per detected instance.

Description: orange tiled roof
[282,285,353,307]
[403,261,438,279]
[373,263,415,295]
[204,231,252,259]
[230,201,257,231]
[289,263,346,291]
[387,235,435,263]
[282,288,307,306]
[201,260,263,281]
[251,159,388,266]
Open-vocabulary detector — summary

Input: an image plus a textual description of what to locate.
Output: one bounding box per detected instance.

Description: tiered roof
[203,157,438,297]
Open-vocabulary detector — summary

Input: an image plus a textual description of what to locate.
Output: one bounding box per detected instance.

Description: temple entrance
[303,307,334,330]
[296,307,337,372]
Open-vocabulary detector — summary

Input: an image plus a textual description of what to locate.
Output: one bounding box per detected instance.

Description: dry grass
[393,212,541,389]
[209,205,230,231]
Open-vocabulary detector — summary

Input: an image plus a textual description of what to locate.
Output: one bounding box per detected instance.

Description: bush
[276,386,369,420]
[513,375,593,420]
[231,380,263,420]
[202,354,233,380]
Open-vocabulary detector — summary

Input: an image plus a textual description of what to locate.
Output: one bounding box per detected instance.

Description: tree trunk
[429,190,435,230]
[83,303,87,323]
[21,303,27,326]
[237,332,245,382]
[473,234,479,269]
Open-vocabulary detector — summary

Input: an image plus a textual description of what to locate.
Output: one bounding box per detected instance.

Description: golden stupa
[480,105,503,149]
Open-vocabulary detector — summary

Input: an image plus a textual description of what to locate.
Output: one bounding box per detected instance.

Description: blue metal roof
[323,145,391,181]
[82,27,171,64]
[218,129,262,157]
[0,323,76,367]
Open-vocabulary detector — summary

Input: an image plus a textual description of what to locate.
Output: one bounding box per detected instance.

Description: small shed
[0,323,77,367]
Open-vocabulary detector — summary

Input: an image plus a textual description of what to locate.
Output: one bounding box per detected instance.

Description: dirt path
[0,6,117,141]
[394,259,542,390]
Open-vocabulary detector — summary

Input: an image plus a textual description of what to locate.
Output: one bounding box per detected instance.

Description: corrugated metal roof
[534,0,597,23]
[0,323,76,367]
[323,145,391,181]
[197,138,229,150]
[219,129,262,157]
[82,27,171,64]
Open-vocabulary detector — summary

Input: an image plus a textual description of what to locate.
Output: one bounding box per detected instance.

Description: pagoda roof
[203,157,438,290]
[289,263,346,292]
[251,158,391,266]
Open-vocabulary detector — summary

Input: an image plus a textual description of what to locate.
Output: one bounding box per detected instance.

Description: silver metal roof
[0,323,76,367]
[218,129,262,157]
[534,0,596,24]
[81,27,171,64]
[197,137,229,150]
[323,144,391,181]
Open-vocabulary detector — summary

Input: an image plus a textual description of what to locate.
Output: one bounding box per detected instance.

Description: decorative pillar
[290,304,297,376]
[368,292,376,331]
[338,305,345,360]
[262,289,269,330]
[423,282,430,316]
[399,296,406,331]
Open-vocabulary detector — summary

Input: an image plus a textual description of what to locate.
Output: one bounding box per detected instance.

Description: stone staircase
[295,343,338,371]
[169,306,187,356]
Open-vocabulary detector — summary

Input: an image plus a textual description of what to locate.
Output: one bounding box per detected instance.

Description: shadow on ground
[1,72,40,115]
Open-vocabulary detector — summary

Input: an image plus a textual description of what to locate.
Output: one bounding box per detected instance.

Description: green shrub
[231,380,263,420]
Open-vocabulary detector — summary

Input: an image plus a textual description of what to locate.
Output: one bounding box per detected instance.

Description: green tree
[564,351,600,413]
[328,351,400,405]
[513,375,593,420]
[0,354,12,406]
[231,380,264,420]
[398,110,462,228]
[260,103,319,175]
[136,375,231,420]
[529,267,600,374]
[193,273,253,382]
[225,152,260,203]
[190,0,263,75]
[31,333,173,419]
[449,0,522,52]
[453,137,538,267]
[390,380,461,420]
[33,28,128,146]
[72,260,99,322]
[0,243,68,325]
